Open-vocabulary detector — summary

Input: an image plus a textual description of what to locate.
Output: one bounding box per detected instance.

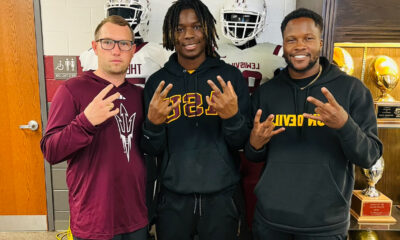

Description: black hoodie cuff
[222,111,243,129]
[336,115,357,140]
[144,118,165,133]
[244,141,267,162]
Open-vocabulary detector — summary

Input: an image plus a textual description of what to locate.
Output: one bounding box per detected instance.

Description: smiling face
[92,22,136,77]
[174,8,206,69]
[282,17,323,79]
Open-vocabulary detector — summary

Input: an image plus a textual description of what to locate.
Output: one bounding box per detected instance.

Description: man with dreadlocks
[140,0,250,239]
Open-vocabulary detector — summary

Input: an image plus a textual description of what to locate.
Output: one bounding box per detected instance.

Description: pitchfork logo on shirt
[114,103,136,162]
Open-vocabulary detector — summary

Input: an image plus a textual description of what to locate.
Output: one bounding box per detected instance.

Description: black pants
[253,212,347,240]
[73,226,147,240]
[156,185,240,240]
[145,154,158,224]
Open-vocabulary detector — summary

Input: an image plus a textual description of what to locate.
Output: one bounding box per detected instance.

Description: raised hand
[303,87,348,129]
[250,110,285,150]
[84,84,120,126]
[205,75,239,119]
[147,81,181,125]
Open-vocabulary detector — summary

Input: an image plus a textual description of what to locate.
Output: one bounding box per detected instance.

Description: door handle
[19,120,39,131]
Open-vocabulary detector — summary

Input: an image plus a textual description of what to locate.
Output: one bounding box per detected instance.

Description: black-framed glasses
[96,39,134,51]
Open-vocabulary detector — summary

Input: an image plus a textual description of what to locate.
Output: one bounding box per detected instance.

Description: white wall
[41,0,296,55]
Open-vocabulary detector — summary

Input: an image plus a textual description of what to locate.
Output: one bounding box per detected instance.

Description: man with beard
[244,8,382,239]
[41,16,148,240]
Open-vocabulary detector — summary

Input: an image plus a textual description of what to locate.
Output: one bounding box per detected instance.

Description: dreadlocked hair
[162,0,219,57]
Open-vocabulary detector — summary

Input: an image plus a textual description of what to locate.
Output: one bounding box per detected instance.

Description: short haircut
[162,0,218,57]
[94,15,134,41]
[281,8,323,36]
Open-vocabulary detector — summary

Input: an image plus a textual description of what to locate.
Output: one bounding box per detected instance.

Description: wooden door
[0,0,47,229]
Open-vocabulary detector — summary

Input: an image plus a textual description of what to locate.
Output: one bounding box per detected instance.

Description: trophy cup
[370,55,400,125]
[350,157,396,223]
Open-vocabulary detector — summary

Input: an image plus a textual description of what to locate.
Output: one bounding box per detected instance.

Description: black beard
[284,55,319,73]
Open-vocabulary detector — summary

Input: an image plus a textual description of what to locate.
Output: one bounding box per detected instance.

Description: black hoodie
[245,57,383,236]
[141,53,250,194]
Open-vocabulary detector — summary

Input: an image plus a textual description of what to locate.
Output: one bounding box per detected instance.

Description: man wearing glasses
[41,15,148,240]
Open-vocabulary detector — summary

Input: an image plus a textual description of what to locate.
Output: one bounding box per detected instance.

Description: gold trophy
[370,55,400,124]
[350,230,379,240]
[333,47,354,75]
[350,157,396,223]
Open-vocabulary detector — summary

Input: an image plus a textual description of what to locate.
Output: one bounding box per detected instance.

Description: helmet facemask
[220,0,267,46]
[107,6,142,31]
[105,0,150,40]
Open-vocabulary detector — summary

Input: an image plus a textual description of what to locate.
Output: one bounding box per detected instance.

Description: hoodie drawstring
[292,87,302,138]
[300,87,311,137]
[193,193,202,216]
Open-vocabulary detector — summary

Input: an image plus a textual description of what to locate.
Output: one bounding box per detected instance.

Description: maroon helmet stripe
[135,42,148,53]
[273,45,282,56]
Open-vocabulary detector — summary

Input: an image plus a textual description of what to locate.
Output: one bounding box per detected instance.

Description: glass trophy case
[333,42,400,239]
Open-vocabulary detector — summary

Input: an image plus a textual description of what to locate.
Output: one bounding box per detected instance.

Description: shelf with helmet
[333,43,400,128]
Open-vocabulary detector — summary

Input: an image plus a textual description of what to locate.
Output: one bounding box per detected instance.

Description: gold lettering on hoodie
[272,114,324,127]
[164,91,219,124]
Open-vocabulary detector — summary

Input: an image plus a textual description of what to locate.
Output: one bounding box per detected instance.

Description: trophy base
[374,101,400,126]
[356,222,395,230]
[350,190,396,223]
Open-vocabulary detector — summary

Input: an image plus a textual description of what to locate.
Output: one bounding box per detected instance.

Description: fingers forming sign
[250,110,285,150]
[84,84,120,126]
[303,87,348,129]
[205,75,238,119]
[147,81,181,125]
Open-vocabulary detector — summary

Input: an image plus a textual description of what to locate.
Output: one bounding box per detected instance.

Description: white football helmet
[220,0,267,46]
[105,0,150,39]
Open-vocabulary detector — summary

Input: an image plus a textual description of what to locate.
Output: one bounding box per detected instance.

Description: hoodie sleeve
[140,78,167,155]
[40,85,97,164]
[222,69,251,150]
[336,81,383,169]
